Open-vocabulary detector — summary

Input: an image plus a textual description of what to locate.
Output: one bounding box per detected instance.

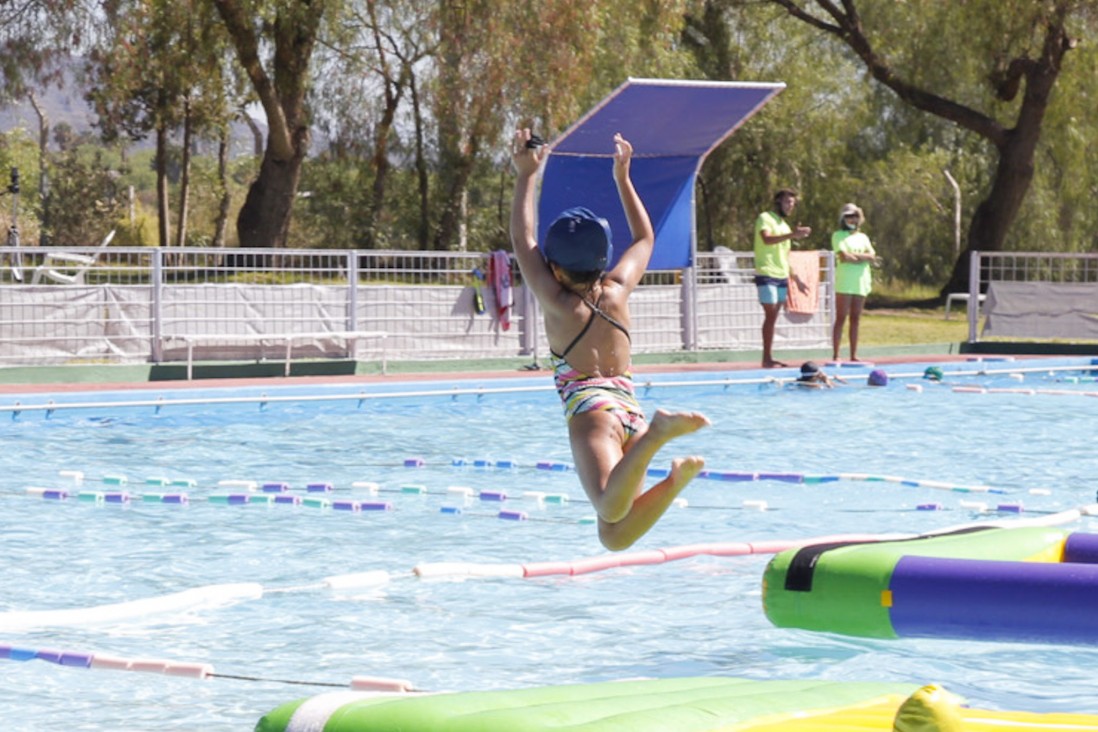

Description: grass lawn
[859,305,974,346]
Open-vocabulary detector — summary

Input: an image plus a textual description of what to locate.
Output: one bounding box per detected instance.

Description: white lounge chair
[713,245,746,283]
[31,229,116,285]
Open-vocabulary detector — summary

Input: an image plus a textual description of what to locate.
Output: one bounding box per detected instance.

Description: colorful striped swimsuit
[549,294,646,441]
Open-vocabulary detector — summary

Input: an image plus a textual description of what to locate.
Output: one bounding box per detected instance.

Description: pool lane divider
[17,459,1045,522]
[0,532,907,634]
[441,457,1014,494]
[47,460,1017,496]
[25,481,1041,521]
[0,642,417,692]
[9,506,1095,686]
[2,503,1093,633]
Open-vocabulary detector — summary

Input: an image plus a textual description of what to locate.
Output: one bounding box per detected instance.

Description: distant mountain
[0,81,266,159]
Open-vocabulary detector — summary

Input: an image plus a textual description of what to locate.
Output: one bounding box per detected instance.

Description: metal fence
[966,251,1098,342]
[0,246,834,369]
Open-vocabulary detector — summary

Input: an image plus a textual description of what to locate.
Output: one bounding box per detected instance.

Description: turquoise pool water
[1,357,1096,730]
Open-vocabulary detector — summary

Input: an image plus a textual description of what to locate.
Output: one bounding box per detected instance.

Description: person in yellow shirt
[831,202,878,362]
[753,188,812,368]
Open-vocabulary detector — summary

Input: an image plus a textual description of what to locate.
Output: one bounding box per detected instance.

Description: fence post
[967,250,980,343]
[150,249,163,363]
[522,284,541,366]
[347,251,359,332]
[681,266,697,351]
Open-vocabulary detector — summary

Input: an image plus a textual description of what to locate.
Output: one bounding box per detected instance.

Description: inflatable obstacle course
[763,526,1098,644]
[255,677,1098,731]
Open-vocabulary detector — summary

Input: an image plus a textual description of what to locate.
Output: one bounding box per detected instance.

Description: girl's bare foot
[668,455,706,495]
[648,408,711,441]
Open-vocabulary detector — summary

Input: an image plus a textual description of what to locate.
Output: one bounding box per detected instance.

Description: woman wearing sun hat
[831,202,878,362]
[509,127,710,552]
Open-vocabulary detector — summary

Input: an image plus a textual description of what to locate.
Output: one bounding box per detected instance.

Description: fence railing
[0,247,834,368]
[967,251,1098,343]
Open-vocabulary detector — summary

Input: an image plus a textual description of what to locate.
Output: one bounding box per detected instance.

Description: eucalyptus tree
[432,0,692,251]
[212,0,328,250]
[761,0,1088,296]
[681,1,878,257]
[307,0,435,249]
[87,0,234,247]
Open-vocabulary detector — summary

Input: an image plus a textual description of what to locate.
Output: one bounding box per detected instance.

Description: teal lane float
[762,525,1098,644]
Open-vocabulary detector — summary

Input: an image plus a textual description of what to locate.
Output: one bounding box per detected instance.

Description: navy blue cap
[543,207,613,272]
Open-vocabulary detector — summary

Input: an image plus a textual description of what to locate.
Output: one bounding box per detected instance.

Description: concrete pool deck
[0,341,1070,395]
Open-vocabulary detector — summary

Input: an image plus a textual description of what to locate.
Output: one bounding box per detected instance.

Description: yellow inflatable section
[739,684,1098,731]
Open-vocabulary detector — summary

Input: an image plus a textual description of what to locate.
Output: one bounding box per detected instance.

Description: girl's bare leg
[598,455,706,551]
[569,408,710,551]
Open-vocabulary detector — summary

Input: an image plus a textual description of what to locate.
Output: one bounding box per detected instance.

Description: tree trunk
[236,143,306,250]
[28,92,49,245]
[433,159,473,251]
[213,0,321,252]
[411,76,430,250]
[943,137,1038,295]
[155,126,171,248]
[213,127,231,248]
[243,112,265,158]
[941,16,1067,296]
[174,100,193,248]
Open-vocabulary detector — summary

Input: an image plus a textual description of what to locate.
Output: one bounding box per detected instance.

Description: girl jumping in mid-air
[509,128,710,551]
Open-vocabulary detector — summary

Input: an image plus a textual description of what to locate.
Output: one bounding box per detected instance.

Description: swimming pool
[2,357,1097,730]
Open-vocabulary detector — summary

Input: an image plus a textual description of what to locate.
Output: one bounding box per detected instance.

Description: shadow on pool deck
[2,340,1085,395]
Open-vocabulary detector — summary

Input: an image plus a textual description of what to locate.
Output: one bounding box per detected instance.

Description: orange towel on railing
[786,250,820,314]
[487,250,513,330]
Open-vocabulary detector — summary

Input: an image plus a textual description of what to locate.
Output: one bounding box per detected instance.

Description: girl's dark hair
[560,267,603,287]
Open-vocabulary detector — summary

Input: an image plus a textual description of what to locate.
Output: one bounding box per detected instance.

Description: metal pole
[967,250,980,343]
[151,249,163,362]
[682,266,697,351]
[347,251,359,332]
[943,169,962,258]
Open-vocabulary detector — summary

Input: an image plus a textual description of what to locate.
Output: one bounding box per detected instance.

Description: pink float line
[0,643,213,678]
[521,533,891,578]
[1,641,418,691]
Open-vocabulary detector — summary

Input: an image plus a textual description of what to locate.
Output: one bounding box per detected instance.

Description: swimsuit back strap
[583,294,631,342]
[552,309,597,360]
[550,292,630,361]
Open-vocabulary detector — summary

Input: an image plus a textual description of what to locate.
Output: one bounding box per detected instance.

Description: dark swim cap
[797,361,820,382]
[543,207,613,272]
[867,369,889,386]
[923,366,944,382]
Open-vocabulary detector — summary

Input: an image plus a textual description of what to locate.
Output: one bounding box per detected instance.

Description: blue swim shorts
[754,275,788,305]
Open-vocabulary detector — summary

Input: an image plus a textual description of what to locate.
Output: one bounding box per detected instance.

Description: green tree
[309,0,436,249]
[213,0,327,250]
[41,144,125,246]
[432,0,692,251]
[762,0,1087,296]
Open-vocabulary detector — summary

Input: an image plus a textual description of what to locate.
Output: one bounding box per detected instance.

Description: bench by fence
[162,331,388,379]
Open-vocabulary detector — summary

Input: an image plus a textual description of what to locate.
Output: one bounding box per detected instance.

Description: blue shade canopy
[538,78,784,271]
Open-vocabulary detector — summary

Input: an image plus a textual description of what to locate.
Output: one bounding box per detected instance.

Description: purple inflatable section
[889,554,1098,644]
[1063,532,1098,564]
